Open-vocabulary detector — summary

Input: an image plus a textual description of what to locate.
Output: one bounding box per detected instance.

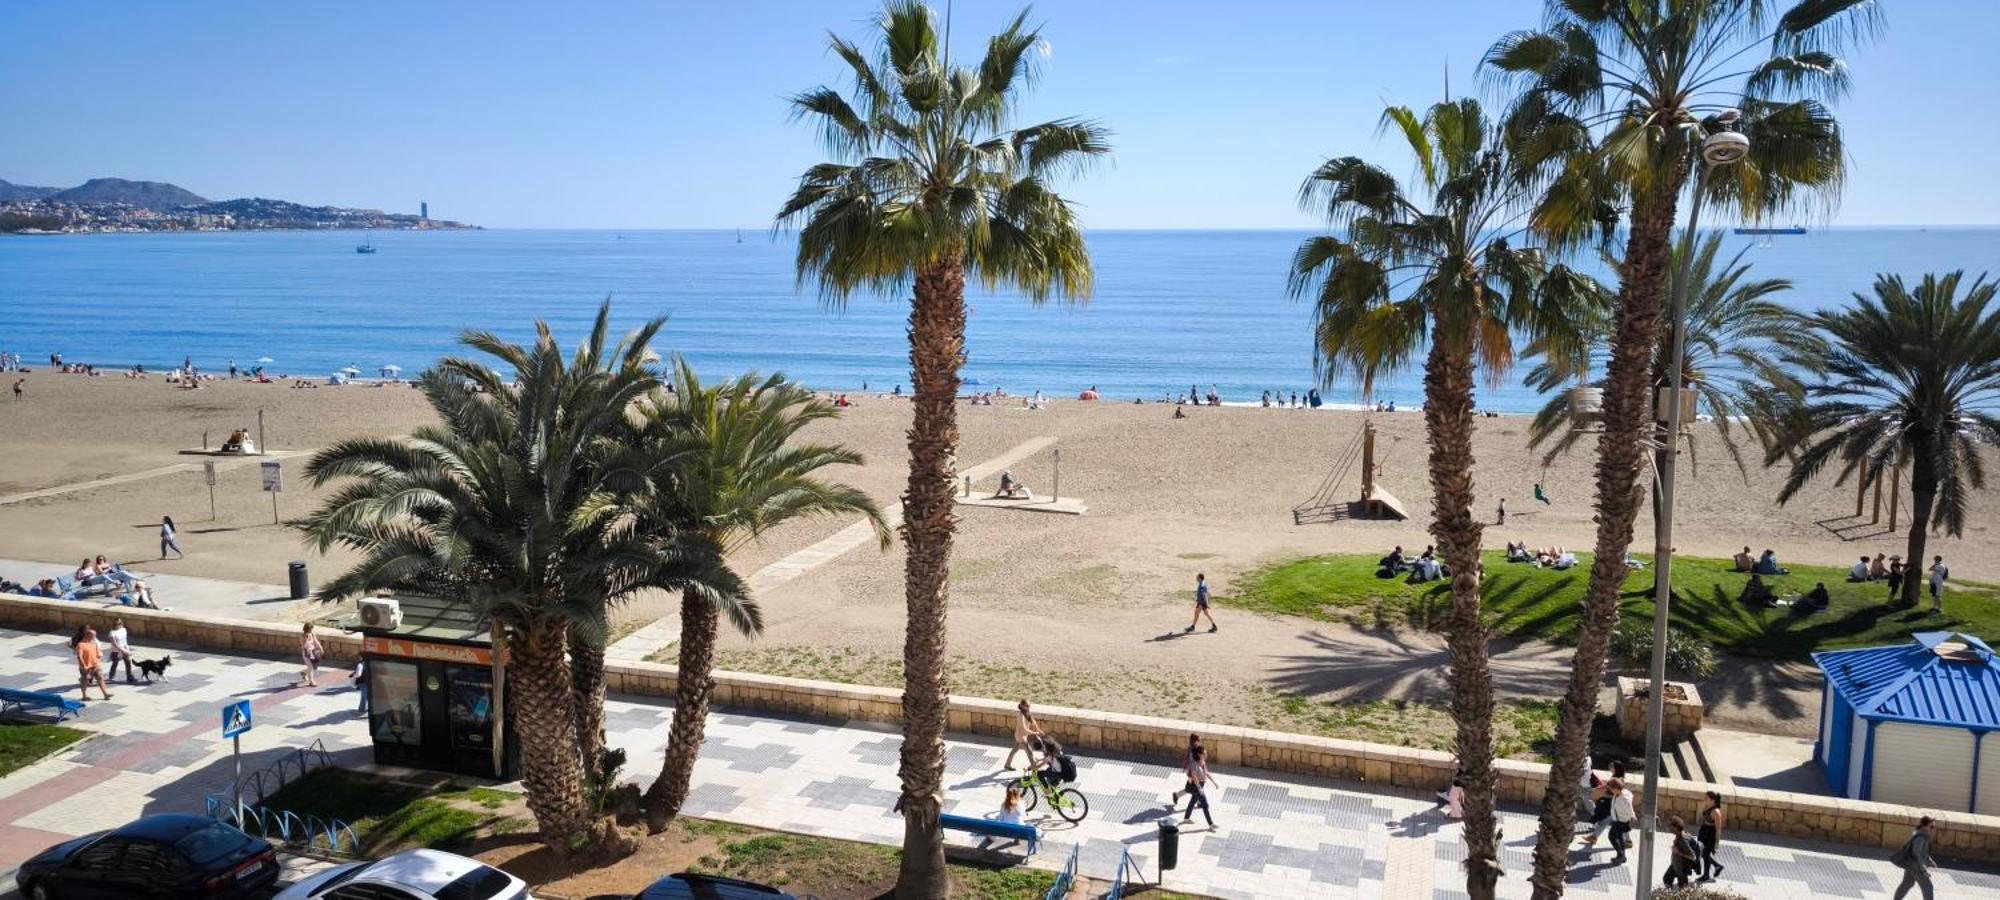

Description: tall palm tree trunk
[1901,432,1938,607]
[510,621,592,854]
[894,257,966,900]
[571,621,608,773]
[1424,331,1500,898]
[645,587,721,832]
[1527,176,1685,899]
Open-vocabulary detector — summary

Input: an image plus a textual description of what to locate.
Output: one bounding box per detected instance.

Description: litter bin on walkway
[1157,819,1179,872]
[288,561,310,600]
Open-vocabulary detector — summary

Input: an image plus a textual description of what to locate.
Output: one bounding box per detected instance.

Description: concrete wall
[6,591,1999,860]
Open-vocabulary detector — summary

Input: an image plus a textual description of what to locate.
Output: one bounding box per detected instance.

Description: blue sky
[3,1,1991,229]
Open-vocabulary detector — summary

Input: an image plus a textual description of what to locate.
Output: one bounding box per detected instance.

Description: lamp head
[1701,131,1750,166]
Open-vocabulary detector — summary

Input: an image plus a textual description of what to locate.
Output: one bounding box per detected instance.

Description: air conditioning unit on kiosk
[358,597,403,630]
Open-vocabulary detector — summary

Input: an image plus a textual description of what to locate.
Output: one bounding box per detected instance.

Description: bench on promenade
[939,812,1039,857]
[0,687,86,721]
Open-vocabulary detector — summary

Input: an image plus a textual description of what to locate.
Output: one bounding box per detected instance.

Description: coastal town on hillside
[0,178,473,233]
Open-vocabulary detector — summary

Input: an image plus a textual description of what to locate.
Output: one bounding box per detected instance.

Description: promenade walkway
[0,625,1992,898]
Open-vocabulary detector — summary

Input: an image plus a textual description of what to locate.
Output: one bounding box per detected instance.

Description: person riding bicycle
[1027,736,1078,787]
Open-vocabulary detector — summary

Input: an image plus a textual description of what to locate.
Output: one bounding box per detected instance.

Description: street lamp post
[1635,123,1749,894]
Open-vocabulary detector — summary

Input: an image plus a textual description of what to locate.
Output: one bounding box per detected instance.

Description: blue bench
[0,687,86,721]
[939,812,1038,856]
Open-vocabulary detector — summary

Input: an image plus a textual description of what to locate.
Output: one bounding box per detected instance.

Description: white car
[275,848,529,900]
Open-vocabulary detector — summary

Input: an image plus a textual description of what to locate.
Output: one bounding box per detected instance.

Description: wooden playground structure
[1292,421,1408,524]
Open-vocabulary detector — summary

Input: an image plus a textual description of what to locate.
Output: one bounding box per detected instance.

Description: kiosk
[349,594,518,780]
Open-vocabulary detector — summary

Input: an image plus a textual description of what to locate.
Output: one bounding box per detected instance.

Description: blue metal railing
[1109,847,1139,900]
[200,739,356,855]
[1042,843,1079,900]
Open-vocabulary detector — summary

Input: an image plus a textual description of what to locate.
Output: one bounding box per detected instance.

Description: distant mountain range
[0,176,473,233]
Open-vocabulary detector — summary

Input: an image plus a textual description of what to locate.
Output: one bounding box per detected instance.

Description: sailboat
[355,232,377,254]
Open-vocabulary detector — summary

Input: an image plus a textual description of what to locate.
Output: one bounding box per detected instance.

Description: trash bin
[288,561,310,600]
[1157,819,1179,871]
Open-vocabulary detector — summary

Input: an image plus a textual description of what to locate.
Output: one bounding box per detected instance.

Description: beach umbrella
[256,356,275,364]
[379,364,403,376]
[340,365,362,376]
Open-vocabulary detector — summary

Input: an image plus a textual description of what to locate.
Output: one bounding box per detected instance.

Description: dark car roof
[636,873,793,900]
[109,814,225,842]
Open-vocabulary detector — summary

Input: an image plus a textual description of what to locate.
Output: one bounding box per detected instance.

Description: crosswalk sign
[221,700,254,738]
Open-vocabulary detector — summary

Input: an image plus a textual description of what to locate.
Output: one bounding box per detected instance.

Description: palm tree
[778,3,1106,893]
[297,304,702,856]
[1289,97,1601,899]
[618,358,889,832]
[1770,272,2000,607]
[1525,233,1826,488]
[1485,4,1876,890]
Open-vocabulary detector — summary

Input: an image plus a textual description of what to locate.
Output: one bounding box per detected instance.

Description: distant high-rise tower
[420,202,429,220]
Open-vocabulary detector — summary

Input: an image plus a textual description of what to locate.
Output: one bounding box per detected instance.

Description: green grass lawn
[259,768,525,854]
[1232,550,2000,661]
[0,722,89,777]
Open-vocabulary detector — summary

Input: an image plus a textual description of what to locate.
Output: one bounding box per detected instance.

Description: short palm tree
[778,3,1106,893]
[1485,4,1876,889]
[1289,97,1602,900]
[297,305,703,856]
[1525,233,1826,486]
[616,358,888,832]
[1769,272,2000,607]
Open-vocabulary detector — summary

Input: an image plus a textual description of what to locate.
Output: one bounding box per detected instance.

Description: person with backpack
[1663,816,1700,888]
[1169,733,1203,806]
[1890,816,1937,899]
[1181,744,1221,827]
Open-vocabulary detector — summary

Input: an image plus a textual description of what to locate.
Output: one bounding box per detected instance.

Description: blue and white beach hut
[1814,631,2000,812]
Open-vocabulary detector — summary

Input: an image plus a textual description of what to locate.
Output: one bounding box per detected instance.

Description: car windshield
[172,822,252,865]
[434,865,514,900]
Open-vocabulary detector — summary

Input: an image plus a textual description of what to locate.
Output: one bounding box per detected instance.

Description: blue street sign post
[222,700,254,823]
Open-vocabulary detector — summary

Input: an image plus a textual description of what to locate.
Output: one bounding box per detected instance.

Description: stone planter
[1616,676,1704,744]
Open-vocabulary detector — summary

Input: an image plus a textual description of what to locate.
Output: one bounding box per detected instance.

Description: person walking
[1662,816,1700,888]
[75,626,113,700]
[1928,555,1949,614]
[1890,816,1936,900]
[1697,790,1727,881]
[299,623,323,687]
[1186,573,1218,633]
[104,618,137,685]
[11,378,22,401]
[1180,744,1220,827]
[159,516,184,559]
[1169,733,1203,806]
[352,658,370,714]
[1003,700,1044,770]
[1606,779,1637,864]
[1496,498,1507,526]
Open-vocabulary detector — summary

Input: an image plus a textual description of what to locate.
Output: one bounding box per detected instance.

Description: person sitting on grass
[1753,549,1789,576]
[1798,581,1832,613]
[1506,541,1533,563]
[1870,553,1890,581]
[1378,546,1409,576]
[1733,546,1756,572]
[1850,556,1873,582]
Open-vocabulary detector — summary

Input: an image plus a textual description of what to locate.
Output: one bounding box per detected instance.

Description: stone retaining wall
[5,591,1997,860]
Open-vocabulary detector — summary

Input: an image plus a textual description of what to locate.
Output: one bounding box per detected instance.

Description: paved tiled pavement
[2,626,1994,898]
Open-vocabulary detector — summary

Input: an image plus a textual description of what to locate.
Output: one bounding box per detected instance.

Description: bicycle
[1012,768,1090,823]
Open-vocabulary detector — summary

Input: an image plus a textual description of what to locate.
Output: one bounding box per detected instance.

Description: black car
[17,814,280,900]
[634,873,794,900]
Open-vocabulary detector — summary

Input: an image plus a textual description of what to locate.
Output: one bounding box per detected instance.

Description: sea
[2,228,1993,412]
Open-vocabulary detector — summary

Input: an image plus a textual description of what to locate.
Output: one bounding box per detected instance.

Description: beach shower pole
[257,408,266,455]
[1637,124,1747,895]
[1052,448,1061,503]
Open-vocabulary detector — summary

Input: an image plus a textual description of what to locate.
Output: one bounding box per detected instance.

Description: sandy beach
[3,373,1995,740]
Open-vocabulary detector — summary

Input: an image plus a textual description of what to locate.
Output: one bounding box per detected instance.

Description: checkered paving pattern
[2,625,1993,898]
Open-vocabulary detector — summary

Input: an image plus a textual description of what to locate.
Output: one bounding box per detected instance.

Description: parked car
[633,873,793,899]
[274,848,527,900]
[16,814,279,900]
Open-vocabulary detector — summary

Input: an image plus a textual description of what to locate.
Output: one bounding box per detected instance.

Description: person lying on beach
[27,579,62,598]
[1506,541,1534,563]
[121,580,162,610]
